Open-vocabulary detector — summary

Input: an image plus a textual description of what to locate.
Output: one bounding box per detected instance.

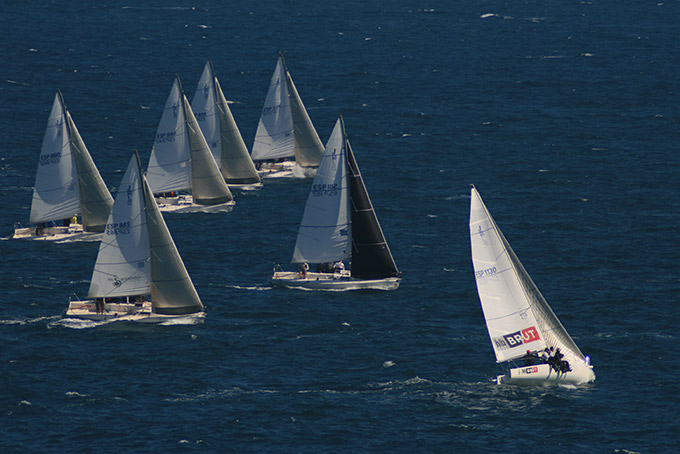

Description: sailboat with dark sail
[271,117,400,290]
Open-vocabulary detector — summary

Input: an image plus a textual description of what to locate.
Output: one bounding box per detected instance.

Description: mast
[344,117,400,279]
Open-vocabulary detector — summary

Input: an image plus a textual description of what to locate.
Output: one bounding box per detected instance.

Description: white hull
[497,363,596,386]
[257,161,317,179]
[228,182,263,191]
[12,224,102,242]
[65,299,205,324]
[271,271,400,291]
[155,194,235,213]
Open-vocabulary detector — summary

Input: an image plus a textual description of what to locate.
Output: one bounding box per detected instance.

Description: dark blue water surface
[1,1,678,452]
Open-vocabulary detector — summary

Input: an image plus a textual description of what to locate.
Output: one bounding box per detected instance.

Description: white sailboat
[13,91,113,241]
[146,75,235,213]
[469,185,595,385]
[65,152,205,323]
[251,53,325,179]
[271,117,401,290]
[191,60,262,190]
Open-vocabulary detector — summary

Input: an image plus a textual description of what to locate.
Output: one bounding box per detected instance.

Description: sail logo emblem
[55,118,64,137]
[172,101,179,118]
[494,326,541,350]
[203,83,210,99]
[127,185,133,206]
[112,277,122,288]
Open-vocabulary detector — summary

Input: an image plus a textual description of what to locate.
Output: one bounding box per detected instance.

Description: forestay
[469,186,585,364]
[291,119,350,264]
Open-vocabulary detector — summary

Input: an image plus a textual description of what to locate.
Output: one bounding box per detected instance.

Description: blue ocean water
[1,1,678,452]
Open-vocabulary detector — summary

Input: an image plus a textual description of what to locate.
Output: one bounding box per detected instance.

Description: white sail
[470,186,587,365]
[67,110,114,231]
[29,92,80,224]
[192,61,260,184]
[142,174,203,314]
[184,94,233,205]
[251,55,295,161]
[287,70,324,168]
[146,77,192,194]
[89,154,152,298]
[291,119,350,264]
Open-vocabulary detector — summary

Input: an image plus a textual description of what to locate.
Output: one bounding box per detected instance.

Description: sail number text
[312,183,338,197]
[106,222,131,236]
[475,266,497,279]
[155,131,176,143]
[39,151,61,166]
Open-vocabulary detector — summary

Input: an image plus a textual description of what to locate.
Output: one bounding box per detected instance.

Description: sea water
[1,1,678,452]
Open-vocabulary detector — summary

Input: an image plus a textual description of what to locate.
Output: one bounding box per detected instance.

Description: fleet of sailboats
[469,186,595,385]
[270,117,401,291]
[11,59,596,385]
[146,75,235,213]
[12,91,113,241]
[251,53,325,179]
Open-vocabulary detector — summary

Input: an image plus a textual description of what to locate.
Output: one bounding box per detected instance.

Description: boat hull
[258,161,317,179]
[65,300,205,323]
[497,363,596,385]
[155,194,235,213]
[271,271,400,291]
[12,224,102,242]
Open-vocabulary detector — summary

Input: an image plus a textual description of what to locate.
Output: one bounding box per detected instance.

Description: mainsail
[469,186,584,364]
[191,60,260,185]
[291,119,350,264]
[29,91,112,231]
[89,152,204,315]
[251,53,323,167]
[147,75,232,205]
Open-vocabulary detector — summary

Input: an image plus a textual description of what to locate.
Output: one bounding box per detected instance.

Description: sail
[66,110,113,232]
[286,67,324,167]
[88,153,152,298]
[251,55,295,161]
[142,171,204,315]
[191,60,260,185]
[291,119,350,264]
[183,93,233,205]
[346,142,400,279]
[469,186,584,363]
[29,92,80,224]
[146,77,192,194]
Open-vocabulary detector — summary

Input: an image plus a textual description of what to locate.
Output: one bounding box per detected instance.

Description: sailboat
[191,60,262,190]
[469,185,595,385]
[12,91,113,241]
[65,152,205,323]
[251,53,325,179]
[146,75,235,213]
[271,117,401,290]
